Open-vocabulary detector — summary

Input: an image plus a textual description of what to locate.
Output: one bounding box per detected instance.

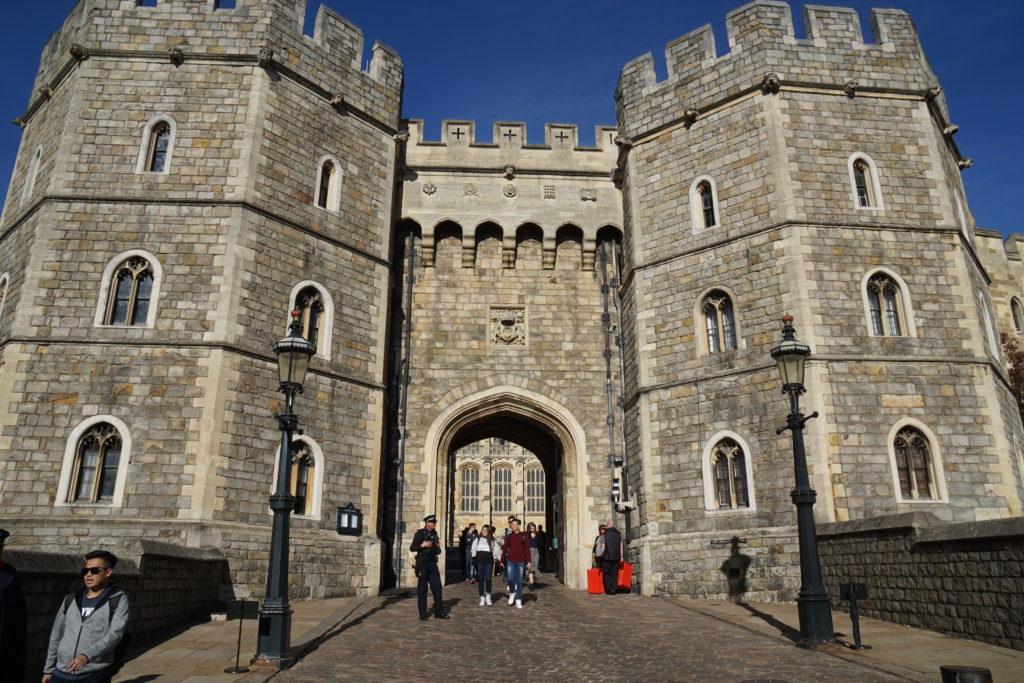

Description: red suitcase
[617,561,633,590]
[587,567,603,594]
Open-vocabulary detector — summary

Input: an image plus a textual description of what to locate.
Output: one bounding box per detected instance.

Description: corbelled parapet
[615,0,942,139]
[402,119,618,174]
[22,0,403,130]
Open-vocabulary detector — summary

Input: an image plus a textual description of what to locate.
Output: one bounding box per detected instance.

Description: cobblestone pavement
[276,580,902,682]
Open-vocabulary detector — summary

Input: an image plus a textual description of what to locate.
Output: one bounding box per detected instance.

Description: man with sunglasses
[43,550,129,683]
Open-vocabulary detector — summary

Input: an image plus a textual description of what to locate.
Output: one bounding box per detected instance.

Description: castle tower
[615,0,1024,598]
[0,0,403,598]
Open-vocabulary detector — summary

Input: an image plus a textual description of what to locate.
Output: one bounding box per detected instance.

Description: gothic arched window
[893,427,936,500]
[289,440,315,516]
[70,423,123,503]
[147,122,172,173]
[866,273,904,336]
[525,467,545,513]
[460,466,480,513]
[295,286,325,353]
[492,466,513,513]
[105,256,154,325]
[1012,298,1024,334]
[315,156,341,211]
[703,290,737,353]
[711,438,748,509]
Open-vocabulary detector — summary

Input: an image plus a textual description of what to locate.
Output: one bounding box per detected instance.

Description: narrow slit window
[1012,298,1024,334]
[147,122,171,173]
[317,161,334,209]
[295,286,325,354]
[289,441,314,515]
[697,181,716,228]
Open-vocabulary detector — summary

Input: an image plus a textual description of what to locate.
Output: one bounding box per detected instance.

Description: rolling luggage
[587,567,603,594]
[617,561,633,590]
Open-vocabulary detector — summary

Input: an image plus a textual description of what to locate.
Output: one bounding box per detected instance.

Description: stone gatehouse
[1,0,1023,606]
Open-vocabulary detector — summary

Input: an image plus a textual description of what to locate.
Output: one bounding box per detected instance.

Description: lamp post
[769,315,834,648]
[256,311,316,667]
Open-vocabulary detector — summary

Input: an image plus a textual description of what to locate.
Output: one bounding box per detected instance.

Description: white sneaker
[485,594,492,605]
[508,593,515,605]
[515,600,523,609]
[479,596,485,606]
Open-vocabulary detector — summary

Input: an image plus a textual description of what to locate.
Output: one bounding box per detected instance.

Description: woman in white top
[471,525,502,605]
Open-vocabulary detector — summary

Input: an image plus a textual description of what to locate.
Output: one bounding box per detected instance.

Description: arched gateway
[419,386,596,589]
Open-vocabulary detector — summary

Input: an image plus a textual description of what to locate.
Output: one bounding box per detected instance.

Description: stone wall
[818,512,1024,651]
[8,540,225,679]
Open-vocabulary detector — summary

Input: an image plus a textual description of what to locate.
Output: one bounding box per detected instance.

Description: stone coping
[6,540,224,575]
[817,512,1024,545]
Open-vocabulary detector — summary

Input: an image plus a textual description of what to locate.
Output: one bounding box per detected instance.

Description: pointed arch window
[21,146,41,204]
[70,423,123,503]
[289,440,315,516]
[147,122,171,173]
[460,466,480,513]
[295,286,325,353]
[893,427,936,500]
[703,290,737,353]
[314,155,342,212]
[525,467,545,513]
[866,274,904,336]
[136,116,177,174]
[105,256,154,325]
[492,466,513,513]
[1013,298,1024,334]
[711,439,748,509]
[848,153,884,210]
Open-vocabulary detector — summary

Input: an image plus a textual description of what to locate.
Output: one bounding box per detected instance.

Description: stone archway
[420,385,596,589]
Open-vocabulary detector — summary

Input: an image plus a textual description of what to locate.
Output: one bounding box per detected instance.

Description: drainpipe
[392,229,415,586]
[598,239,620,528]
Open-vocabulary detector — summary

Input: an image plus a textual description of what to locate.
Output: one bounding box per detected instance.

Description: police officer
[410,514,448,621]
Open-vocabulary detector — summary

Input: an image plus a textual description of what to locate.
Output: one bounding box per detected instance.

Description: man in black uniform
[410,514,448,621]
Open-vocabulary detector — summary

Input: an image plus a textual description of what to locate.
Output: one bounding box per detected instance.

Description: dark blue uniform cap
[423,515,437,523]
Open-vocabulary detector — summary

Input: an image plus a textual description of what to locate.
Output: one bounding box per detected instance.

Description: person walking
[462,523,478,583]
[0,529,27,683]
[599,521,624,595]
[43,550,129,683]
[499,518,532,608]
[410,514,448,621]
[525,523,542,590]
[470,525,501,605]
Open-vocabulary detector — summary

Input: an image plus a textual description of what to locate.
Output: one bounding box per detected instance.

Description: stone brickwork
[0,0,1022,618]
[818,513,1024,651]
[0,0,401,600]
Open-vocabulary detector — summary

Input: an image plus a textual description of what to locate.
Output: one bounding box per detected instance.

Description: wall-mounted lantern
[336,503,362,536]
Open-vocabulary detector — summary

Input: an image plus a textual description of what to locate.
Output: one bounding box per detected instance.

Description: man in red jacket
[499,518,532,608]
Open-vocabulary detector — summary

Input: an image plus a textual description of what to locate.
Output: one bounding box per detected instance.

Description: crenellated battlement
[402,120,619,175]
[24,0,403,128]
[616,0,942,138]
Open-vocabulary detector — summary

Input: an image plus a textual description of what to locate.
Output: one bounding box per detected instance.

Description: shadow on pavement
[737,602,804,644]
[293,594,409,659]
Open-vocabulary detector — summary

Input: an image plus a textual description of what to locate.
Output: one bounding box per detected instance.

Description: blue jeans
[464,549,476,580]
[505,561,526,600]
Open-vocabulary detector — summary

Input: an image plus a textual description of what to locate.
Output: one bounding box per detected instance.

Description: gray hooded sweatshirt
[45,586,129,675]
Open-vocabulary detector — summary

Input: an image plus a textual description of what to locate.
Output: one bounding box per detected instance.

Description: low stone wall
[818,512,1024,651]
[8,540,226,678]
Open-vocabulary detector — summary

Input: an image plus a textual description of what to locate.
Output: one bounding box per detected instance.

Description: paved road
[276,579,902,682]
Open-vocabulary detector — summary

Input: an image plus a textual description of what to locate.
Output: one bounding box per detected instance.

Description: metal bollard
[939,665,993,683]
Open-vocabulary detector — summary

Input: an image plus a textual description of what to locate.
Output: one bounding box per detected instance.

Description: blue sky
[1,1,1021,234]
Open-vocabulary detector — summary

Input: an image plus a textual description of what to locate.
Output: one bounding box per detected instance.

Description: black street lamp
[256,311,316,667]
[770,315,834,648]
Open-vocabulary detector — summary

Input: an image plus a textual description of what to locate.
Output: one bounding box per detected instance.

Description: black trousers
[600,558,620,595]
[417,562,444,617]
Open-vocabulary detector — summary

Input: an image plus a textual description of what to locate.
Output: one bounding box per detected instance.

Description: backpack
[61,590,131,675]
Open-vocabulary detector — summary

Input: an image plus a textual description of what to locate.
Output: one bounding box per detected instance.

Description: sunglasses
[81,567,107,576]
